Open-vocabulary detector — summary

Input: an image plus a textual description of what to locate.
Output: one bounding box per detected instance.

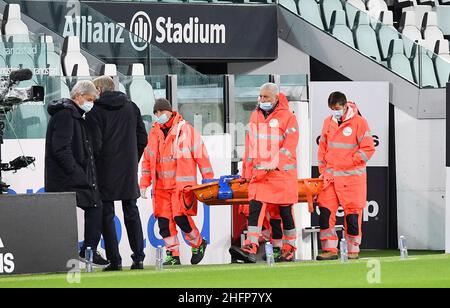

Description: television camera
[0,69,44,193]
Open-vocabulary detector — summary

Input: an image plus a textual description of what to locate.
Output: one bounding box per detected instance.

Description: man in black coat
[45,80,109,267]
[87,76,148,271]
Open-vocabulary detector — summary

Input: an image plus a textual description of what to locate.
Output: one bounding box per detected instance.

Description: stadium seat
[101,63,127,93]
[378,11,400,60]
[103,63,118,76]
[387,39,415,82]
[61,36,91,77]
[436,5,450,36]
[298,0,325,30]
[2,4,30,43]
[433,39,450,87]
[411,43,439,87]
[422,12,445,53]
[353,11,382,62]
[395,0,415,9]
[279,0,298,14]
[37,35,62,77]
[417,0,437,5]
[330,10,355,47]
[377,9,395,30]
[345,0,367,29]
[321,0,344,31]
[128,63,156,131]
[60,78,71,99]
[399,11,423,58]
[366,0,389,29]
[402,1,433,30]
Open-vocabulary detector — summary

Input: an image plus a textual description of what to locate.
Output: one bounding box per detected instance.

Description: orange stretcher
[187,178,323,213]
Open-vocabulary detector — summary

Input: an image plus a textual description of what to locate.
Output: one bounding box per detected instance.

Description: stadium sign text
[62,13,226,52]
[0,236,15,274]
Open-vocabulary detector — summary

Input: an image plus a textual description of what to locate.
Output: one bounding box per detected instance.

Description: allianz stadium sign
[63,12,227,52]
[18,1,277,60]
[85,2,278,60]
[16,1,277,59]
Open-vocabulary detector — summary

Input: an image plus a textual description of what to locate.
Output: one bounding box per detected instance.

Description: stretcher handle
[205,199,250,206]
[234,178,248,184]
[303,180,315,213]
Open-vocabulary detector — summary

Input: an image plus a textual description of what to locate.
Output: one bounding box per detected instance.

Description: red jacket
[243,93,299,204]
[318,102,375,176]
[317,102,375,208]
[140,112,214,215]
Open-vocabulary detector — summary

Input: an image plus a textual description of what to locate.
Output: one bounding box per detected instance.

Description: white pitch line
[0,254,447,284]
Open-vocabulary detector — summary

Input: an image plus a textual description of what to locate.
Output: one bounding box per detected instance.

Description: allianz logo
[0,235,15,274]
[63,11,226,52]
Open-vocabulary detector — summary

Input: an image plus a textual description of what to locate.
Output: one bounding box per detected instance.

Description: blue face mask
[80,101,94,113]
[259,102,274,111]
[332,109,344,120]
[156,113,169,125]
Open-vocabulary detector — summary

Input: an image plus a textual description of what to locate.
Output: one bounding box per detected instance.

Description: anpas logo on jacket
[0,235,15,274]
[63,12,226,51]
[343,127,352,137]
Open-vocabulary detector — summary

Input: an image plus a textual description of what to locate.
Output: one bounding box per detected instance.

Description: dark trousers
[81,206,103,253]
[103,199,145,264]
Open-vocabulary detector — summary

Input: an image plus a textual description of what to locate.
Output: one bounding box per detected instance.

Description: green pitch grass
[0,250,449,288]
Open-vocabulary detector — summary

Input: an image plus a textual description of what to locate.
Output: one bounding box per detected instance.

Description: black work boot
[229,244,257,264]
[163,251,181,266]
[316,251,339,261]
[191,238,208,265]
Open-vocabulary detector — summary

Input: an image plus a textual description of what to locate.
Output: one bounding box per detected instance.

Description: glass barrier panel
[233,74,270,159]
[1,73,164,140]
[177,74,224,136]
[433,45,450,89]
[3,0,202,77]
[280,74,308,101]
[119,74,167,131]
[1,40,49,139]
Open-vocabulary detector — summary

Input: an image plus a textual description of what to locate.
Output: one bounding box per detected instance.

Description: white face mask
[259,101,274,111]
[156,113,169,125]
[80,101,94,113]
[332,109,344,120]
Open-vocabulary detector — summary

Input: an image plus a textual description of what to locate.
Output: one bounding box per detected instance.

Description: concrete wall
[395,107,446,250]
[227,39,310,75]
